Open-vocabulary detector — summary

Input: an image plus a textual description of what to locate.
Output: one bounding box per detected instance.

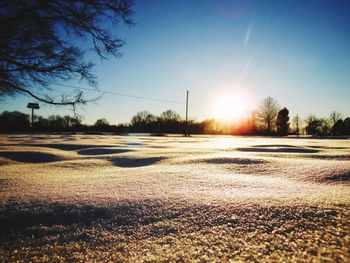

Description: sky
[1,0,350,124]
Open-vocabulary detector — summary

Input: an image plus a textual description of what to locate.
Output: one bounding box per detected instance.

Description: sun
[212,94,247,121]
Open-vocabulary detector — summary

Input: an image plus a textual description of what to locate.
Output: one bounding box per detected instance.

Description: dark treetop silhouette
[0,0,133,111]
[276,107,290,136]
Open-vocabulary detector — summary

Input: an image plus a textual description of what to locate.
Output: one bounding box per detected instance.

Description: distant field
[0,134,349,261]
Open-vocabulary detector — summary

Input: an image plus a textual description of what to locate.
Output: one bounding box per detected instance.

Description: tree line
[1,97,349,136]
[255,97,350,136]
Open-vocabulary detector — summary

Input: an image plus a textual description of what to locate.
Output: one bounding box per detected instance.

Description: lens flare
[212,94,247,121]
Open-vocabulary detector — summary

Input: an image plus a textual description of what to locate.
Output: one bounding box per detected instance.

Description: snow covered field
[0,134,349,261]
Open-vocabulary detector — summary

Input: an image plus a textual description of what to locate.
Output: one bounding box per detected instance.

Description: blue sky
[1,0,350,124]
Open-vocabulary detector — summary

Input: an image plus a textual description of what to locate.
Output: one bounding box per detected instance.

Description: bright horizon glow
[212,94,247,122]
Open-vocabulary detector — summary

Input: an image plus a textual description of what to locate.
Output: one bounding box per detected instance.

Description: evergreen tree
[276,107,290,136]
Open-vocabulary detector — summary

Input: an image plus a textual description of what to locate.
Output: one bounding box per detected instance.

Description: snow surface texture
[0,134,349,262]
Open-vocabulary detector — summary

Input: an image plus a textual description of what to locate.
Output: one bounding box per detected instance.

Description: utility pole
[296,114,300,137]
[185,90,189,137]
[27,103,40,134]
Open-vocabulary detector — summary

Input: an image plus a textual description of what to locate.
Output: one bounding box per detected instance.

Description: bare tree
[257,97,279,133]
[292,114,302,136]
[160,110,182,122]
[0,0,133,111]
[94,118,110,127]
[329,111,343,126]
[131,111,156,127]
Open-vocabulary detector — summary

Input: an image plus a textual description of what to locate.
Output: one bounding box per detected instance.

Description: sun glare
[212,94,247,121]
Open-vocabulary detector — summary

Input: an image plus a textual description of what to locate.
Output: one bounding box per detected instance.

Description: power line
[51,82,184,105]
[49,82,206,108]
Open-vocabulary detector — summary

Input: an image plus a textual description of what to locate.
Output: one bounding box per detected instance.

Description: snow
[0,135,349,261]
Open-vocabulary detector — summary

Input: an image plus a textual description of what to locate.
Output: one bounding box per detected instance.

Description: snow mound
[25,143,116,151]
[0,151,64,163]
[237,146,319,153]
[77,147,131,155]
[108,156,165,167]
[325,172,350,182]
[184,157,266,165]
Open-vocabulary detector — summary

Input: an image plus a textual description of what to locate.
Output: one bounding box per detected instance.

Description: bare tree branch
[0,0,133,109]
[0,80,101,115]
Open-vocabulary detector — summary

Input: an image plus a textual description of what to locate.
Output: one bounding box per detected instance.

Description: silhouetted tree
[48,115,65,130]
[331,119,344,135]
[319,119,331,135]
[200,119,220,134]
[158,110,183,133]
[129,110,184,133]
[292,114,302,136]
[95,118,109,127]
[249,110,258,134]
[159,110,182,122]
[276,107,290,136]
[130,111,157,132]
[304,115,330,136]
[329,111,343,126]
[71,116,83,130]
[0,0,133,110]
[0,111,30,132]
[344,118,350,135]
[132,111,156,125]
[331,117,350,135]
[304,115,319,135]
[32,114,80,131]
[35,116,50,131]
[257,97,279,134]
[234,111,258,135]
